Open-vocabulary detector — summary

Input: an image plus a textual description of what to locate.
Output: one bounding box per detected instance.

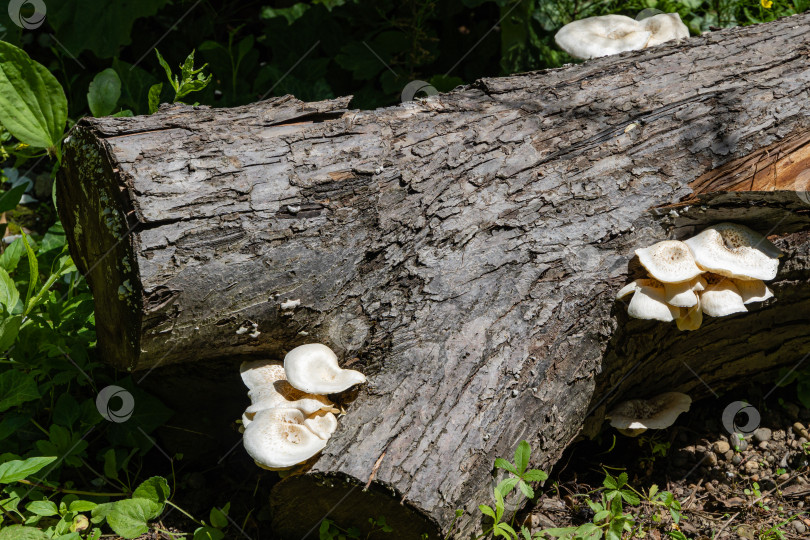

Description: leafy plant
[319,515,394,539]
[149,49,212,113]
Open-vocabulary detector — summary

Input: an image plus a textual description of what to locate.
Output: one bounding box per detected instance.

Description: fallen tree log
[57,12,810,539]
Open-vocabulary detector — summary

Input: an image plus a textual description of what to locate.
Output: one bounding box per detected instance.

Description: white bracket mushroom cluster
[606,392,692,437]
[554,13,689,60]
[617,223,782,331]
[239,343,366,471]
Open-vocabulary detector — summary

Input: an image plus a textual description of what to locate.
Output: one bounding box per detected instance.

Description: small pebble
[744,460,758,473]
[732,454,742,465]
[753,427,772,443]
[713,441,730,454]
[794,521,807,534]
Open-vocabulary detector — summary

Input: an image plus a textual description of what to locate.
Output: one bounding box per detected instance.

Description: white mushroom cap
[700,275,747,317]
[684,223,782,281]
[242,408,328,470]
[606,392,691,436]
[554,15,651,60]
[617,279,680,322]
[639,13,689,47]
[284,343,367,394]
[240,360,336,416]
[732,278,774,305]
[635,240,704,284]
[676,297,703,331]
[665,275,708,308]
[304,411,339,440]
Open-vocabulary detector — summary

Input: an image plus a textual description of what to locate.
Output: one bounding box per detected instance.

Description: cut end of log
[57,127,141,371]
[270,473,442,540]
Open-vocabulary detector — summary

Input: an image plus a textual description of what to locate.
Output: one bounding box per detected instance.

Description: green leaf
[0,456,57,483]
[478,504,496,519]
[0,266,20,312]
[494,457,518,475]
[617,472,628,488]
[87,69,121,117]
[517,480,534,499]
[154,50,175,92]
[0,525,49,540]
[103,449,118,481]
[90,502,113,524]
[0,237,25,272]
[668,532,688,540]
[496,477,520,497]
[620,490,640,506]
[209,506,228,528]
[133,476,170,507]
[0,369,39,412]
[68,499,97,512]
[193,526,225,540]
[593,510,610,522]
[147,83,163,114]
[21,233,37,312]
[603,473,617,490]
[514,440,530,473]
[0,182,26,213]
[53,393,80,428]
[0,41,67,154]
[0,314,22,351]
[105,499,156,539]
[523,469,548,482]
[260,4,310,24]
[25,499,59,516]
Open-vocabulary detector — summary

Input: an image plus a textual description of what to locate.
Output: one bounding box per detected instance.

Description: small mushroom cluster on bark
[554,12,689,60]
[617,223,782,331]
[239,344,366,470]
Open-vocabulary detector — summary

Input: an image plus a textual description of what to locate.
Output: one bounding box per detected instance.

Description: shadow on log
[57,12,810,539]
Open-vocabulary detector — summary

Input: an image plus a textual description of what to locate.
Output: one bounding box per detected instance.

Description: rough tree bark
[57,13,810,539]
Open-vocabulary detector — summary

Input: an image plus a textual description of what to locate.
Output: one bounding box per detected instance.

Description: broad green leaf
[68,499,97,512]
[0,266,19,312]
[112,59,158,116]
[0,41,67,153]
[54,393,80,428]
[0,369,39,412]
[90,502,113,524]
[25,499,59,516]
[620,490,640,505]
[0,412,28,441]
[0,456,56,483]
[87,69,121,117]
[0,237,25,271]
[106,498,154,539]
[513,440,530,474]
[47,0,171,59]
[0,314,22,351]
[133,476,170,508]
[0,182,26,213]
[0,525,49,540]
[209,506,228,528]
[103,449,118,480]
